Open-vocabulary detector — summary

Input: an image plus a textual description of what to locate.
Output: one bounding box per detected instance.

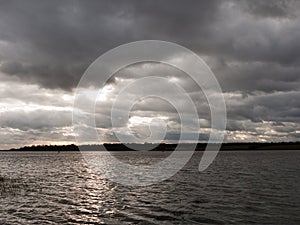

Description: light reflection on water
[0,151,299,224]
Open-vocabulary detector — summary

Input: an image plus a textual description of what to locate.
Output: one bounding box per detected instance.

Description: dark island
[3,142,300,151]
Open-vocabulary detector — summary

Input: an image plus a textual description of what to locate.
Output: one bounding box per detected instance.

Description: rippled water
[0,151,299,224]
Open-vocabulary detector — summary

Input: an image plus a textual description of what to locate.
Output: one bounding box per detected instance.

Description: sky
[0,0,300,149]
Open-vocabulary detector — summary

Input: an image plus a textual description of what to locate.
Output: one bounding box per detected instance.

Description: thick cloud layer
[0,0,298,90]
[0,0,300,148]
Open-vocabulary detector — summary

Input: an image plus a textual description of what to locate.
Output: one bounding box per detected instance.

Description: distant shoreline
[2,142,300,151]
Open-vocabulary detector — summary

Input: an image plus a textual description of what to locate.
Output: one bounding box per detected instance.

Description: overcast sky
[1,0,300,149]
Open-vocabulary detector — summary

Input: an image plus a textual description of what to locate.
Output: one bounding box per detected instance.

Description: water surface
[0,151,299,224]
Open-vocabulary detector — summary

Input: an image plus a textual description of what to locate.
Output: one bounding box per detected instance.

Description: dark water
[0,151,299,224]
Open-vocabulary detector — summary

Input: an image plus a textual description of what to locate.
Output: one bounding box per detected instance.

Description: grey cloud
[0,109,72,131]
[0,73,74,107]
[1,0,300,90]
[212,61,300,93]
[241,0,296,18]
[0,61,26,75]
[226,91,300,124]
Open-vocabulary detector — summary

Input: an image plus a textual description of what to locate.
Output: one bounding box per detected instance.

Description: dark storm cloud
[0,0,299,92]
[213,61,300,93]
[1,0,299,90]
[241,0,295,18]
[226,91,300,123]
[0,0,221,90]
[0,0,138,89]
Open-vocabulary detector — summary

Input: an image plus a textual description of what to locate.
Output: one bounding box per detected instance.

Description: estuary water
[0,151,299,224]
